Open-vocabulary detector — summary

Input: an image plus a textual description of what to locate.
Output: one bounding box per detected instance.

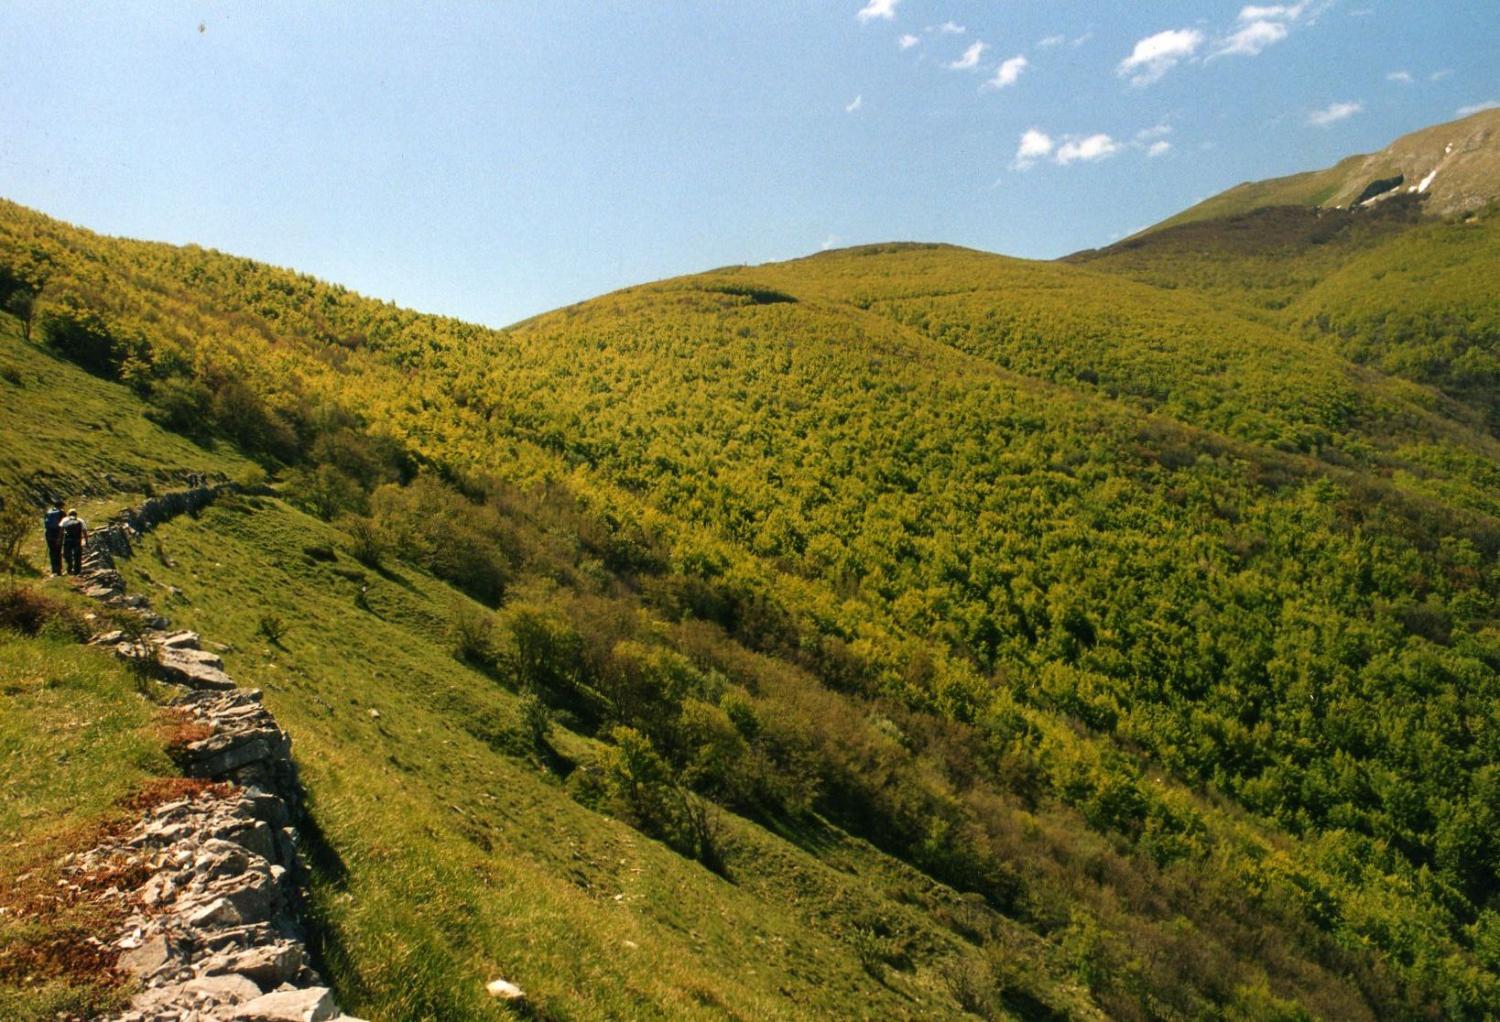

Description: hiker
[58,508,87,575]
[43,499,64,576]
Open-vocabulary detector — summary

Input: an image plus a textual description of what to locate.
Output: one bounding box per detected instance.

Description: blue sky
[1,2,1496,327]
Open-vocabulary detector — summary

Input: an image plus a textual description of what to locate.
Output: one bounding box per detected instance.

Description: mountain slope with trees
[3,112,1499,1020]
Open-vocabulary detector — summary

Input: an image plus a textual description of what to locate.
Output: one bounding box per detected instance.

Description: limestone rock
[231,985,340,1021]
[487,977,527,1002]
[117,931,173,979]
[158,646,237,690]
[202,941,305,989]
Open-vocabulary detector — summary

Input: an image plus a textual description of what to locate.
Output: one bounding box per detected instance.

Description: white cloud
[1213,19,1289,58]
[1307,100,1363,127]
[1016,125,1162,170]
[1118,28,1204,86]
[1055,133,1121,165]
[898,33,919,50]
[1457,100,1500,116]
[949,41,988,71]
[1238,2,1309,21]
[856,0,899,24]
[845,95,863,113]
[1012,129,1055,170]
[985,55,1028,90]
[932,21,965,35]
[1386,70,1414,84]
[1210,3,1326,60]
[1037,34,1066,48]
[1430,69,1454,82]
[1131,124,1174,157]
[820,235,842,251]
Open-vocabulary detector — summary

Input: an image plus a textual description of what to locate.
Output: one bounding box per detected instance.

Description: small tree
[0,495,30,569]
[516,691,552,752]
[449,603,496,667]
[40,308,119,377]
[289,465,365,522]
[339,513,386,567]
[146,375,214,436]
[3,288,36,342]
[505,605,582,694]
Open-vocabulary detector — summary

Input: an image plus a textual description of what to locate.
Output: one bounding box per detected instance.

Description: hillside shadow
[296,805,348,890]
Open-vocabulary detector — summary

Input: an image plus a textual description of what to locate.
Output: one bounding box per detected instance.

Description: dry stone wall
[66,487,366,1022]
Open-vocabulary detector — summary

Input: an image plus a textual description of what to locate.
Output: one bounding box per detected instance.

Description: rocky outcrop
[1353,174,1404,207]
[63,486,365,1022]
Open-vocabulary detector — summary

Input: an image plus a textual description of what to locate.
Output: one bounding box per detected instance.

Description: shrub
[40,307,120,378]
[287,464,366,522]
[849,926,894,979]
[516,692,552,752]
[941,955,997,1016]
[233,464,269,490]
[369,475,510,605]
[146,375,214,435]
[339,514,386,567]
[309,428,407,490]
[504,605,583,694]
[601,726,725,872]
[676,698,751,803]
[0,584,88,639]
[449,603,496,667]
[257,613,288,646]
[210,381,300,462]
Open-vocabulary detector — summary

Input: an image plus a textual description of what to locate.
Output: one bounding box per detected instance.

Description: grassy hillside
[3,179,1500,1020]
[1071,187,1500,440]
[1144,107,1500,233]
[0,309,254,503]
[1289,209,1500,432]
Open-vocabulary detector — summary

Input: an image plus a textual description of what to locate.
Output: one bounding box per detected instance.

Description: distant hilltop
[1146,106,1500,233]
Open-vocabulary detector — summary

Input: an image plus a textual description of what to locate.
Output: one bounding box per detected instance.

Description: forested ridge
[2,169,1498,1020]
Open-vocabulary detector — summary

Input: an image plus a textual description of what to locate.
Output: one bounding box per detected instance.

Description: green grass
[0,314,251,501]
[0,630,177,1022]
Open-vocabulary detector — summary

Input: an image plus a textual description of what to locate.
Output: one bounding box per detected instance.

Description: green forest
[2,180,1498,1021]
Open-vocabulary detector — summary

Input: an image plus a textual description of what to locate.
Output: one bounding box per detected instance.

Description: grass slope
[118,494,1098,1021]
[0,313,250,502]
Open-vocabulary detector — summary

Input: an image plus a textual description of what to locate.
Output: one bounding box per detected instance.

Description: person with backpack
[43,499,65,576]
[58,508,88,575]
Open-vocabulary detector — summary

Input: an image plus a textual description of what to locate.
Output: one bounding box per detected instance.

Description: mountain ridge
[1138,107,1500,235]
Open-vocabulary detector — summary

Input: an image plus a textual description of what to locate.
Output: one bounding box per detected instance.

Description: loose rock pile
[60,486,367,1021]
